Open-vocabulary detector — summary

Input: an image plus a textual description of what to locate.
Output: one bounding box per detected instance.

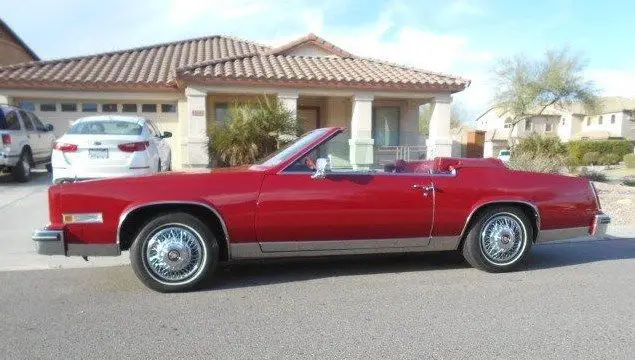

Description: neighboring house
[477,97,635,157]
[0,33,469,169]
[0,18,39,66]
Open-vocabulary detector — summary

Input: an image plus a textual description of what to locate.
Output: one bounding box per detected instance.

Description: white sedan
[51,116,172,184]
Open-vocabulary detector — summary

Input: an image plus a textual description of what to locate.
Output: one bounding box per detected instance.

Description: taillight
[118,141,149,152]
[1,134,10,145]
[54,142,78,152]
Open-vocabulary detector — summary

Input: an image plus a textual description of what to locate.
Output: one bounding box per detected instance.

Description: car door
[255,132,434,252]
[18,110,44,162]
[147,121,169,170]
[27,112,54,161]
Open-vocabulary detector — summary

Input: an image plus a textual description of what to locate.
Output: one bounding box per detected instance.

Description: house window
[503,117,512,128]
[524,119,532,132]
[102,104,118,112]
[545,123,552,132]
[372,107,400,146]
[82,103,98,112]
[122,104,138,113]
[40,103,56,112]
[141,104,157,113]
[161,104,177,113]
[61,103,77,112]
[18,101,35,112]
[215,103,230,123]
[561,117,565,125]
[598,115,603,125]
[611,114,616,124]
[586,117,590,126]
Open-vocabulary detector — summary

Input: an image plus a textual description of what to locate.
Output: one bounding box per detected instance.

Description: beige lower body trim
[536,227,590,243]
[230,236,460,260]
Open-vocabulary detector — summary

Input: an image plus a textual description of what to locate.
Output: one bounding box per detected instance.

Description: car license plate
[88,148,108,159]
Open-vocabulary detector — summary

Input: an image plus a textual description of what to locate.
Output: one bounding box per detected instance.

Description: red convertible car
[33,127,610,292]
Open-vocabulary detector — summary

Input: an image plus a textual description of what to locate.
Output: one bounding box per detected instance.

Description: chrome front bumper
[32,229,65,255]
[591,212,611,237]
[32,227,121,257]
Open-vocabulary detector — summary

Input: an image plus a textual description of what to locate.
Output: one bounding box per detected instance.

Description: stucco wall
[0,26,35,66]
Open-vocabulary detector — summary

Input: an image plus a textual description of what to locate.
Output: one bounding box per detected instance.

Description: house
[0,18,39,66]
[0,33,469,169]
[477,97,635,157]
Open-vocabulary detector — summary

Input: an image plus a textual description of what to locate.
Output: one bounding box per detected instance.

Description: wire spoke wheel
[479,213,527,266]
[144,224,204,283]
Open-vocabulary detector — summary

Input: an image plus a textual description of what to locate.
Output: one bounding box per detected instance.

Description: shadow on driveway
[0,169,51,187]
[201,237,635,291]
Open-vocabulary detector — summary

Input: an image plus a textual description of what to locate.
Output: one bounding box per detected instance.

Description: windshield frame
[253,127,343,172]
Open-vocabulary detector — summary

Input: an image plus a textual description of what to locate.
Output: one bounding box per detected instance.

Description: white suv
[0,104,56,182]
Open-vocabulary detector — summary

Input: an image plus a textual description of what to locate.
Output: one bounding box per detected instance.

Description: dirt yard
[594,182,635,225]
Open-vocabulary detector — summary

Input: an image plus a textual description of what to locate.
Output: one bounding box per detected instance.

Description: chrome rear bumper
[592,212,611,237]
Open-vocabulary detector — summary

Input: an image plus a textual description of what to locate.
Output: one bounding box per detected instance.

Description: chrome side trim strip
[230,236,460,259]
[592,212,610,237]
[460,200,541,239]
[116,200,231,259]
[260,237,431,252]
[536,227,590,243]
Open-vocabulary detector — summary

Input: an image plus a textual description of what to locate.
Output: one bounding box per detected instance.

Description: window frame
[39,102,57,112]
[122,104,138,113]
[101,103,118,113]
[141,104,157,113]
[545,122,552,132]
[60,103,78,112]
[82,103,98,112]
[371,106,400,147]
[611,114,616,124]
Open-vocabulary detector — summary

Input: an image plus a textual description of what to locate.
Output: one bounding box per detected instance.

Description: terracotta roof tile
[0,33,469,92]
[0,35,270,89]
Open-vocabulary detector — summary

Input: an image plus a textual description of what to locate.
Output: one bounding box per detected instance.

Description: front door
[255,131,434,251]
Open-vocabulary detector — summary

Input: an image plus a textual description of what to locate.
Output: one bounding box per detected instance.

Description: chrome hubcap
[145,225,204,282]
[480,214,526,265]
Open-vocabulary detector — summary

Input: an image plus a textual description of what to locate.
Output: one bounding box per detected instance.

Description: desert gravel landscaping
[594,181,635,226]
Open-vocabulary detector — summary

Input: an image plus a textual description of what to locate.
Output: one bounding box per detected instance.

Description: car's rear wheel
[12,150,32,182]
[462,206,533,272]
[130,212,219,292]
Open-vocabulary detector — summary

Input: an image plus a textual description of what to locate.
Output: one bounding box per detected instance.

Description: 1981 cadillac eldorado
[33,127,610,292]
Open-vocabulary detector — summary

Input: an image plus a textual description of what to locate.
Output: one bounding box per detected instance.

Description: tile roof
[0,35,269,90]
[0,33,469,92]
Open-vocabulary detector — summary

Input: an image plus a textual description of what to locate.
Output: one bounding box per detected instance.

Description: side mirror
[161,131,172,138]
[45,124,54,132]
[311,158,329,179]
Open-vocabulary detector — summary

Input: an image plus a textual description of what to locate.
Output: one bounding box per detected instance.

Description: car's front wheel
[130,212,219,292]
[462,206,533,272]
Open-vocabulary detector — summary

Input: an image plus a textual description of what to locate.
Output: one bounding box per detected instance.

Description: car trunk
[58,134,145,167]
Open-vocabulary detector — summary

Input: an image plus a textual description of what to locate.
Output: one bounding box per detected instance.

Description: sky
[2,0,634,122]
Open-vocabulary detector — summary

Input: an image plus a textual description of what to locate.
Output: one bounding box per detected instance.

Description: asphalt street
[1,171,635,359]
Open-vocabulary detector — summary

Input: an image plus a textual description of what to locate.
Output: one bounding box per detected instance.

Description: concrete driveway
[0,170,129,271]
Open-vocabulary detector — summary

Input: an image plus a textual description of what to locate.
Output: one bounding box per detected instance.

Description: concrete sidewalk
[0,170,633,272]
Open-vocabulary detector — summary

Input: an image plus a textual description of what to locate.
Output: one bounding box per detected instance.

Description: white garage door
[15,100,178,139]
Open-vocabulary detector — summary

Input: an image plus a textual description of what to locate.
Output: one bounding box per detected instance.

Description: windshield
[68,120,143,135]
[259,128,330,167]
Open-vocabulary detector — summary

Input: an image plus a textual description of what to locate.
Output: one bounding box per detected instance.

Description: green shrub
[582,152,600,166]
[625,154,635,169]
[564,155,580,173]
[512,134,566,159]
[567,139,633,164]
[599,153,621,166]
[578,168,608,182]
[208,96,297,167]
[622,177,635,187]
[507,153,564,174]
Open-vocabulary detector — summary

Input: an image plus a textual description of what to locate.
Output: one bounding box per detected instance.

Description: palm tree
[208,96,297,167]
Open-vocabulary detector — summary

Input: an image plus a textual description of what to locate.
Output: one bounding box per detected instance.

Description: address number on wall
[192,110,205,117]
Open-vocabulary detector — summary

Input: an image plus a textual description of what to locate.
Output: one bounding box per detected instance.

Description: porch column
[184,87,209,168]
[277,91,299,118]
[349,94,374,168]
[426,95,453,159]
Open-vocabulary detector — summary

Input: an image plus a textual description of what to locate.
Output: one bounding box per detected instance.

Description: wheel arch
[458,200,541,250]
[117,201,230,261]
